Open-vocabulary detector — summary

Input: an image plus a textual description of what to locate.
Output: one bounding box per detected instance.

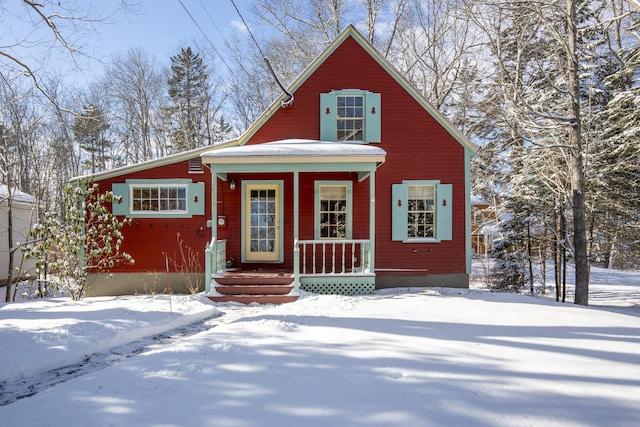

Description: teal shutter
[435,184,453,241]
[391,183,408,241]
[365,92,381,143]
[320,93,337,141]
[188,182,205,216]
[111,183,129,216]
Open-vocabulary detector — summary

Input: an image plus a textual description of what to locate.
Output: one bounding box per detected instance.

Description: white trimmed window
[336,95,364,141]
[315,181,353,240]
[407,184,435,239]
[111,179,205,218]
[320,90,381,143]
[392,181,453,242]
[131,185,187,213]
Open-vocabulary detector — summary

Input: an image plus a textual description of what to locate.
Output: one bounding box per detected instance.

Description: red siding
[95,35,467,278]
[245,37,467,275]
[96,160,212,273]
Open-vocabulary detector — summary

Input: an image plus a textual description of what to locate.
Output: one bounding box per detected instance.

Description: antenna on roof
[230,0,294,108]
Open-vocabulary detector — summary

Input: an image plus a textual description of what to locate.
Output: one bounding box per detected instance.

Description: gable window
[392,181,452,242]
[111,179,205,218]
[132,185,187,213]
[336,95,364,141]
[315,181,353,240]
[320,90,381,143]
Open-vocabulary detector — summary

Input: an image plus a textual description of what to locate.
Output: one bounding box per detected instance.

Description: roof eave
[69,139,240,183]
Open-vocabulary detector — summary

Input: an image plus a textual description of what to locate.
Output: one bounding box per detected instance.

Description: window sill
[403,238,441,244]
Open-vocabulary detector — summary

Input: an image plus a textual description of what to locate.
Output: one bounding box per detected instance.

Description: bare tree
[467,0,640,305]
[104,47,164,164]
[0,1,135,111]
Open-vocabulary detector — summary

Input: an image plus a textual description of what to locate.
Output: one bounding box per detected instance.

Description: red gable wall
[244,37,467,275]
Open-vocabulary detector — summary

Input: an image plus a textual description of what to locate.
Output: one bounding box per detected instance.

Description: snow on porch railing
[295,239,371,276]
[205,238,226,292]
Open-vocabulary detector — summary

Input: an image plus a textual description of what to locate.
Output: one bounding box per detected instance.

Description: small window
[392,181,452,242]
[319,185,348,238]
[112,180,204,218]
[315,181,352,240]
[407,185,435,239]
[336,95,364,141]
[320,90,381,143]
[131,185,187,213]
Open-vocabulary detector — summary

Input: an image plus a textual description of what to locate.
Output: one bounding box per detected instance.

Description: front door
[244,182,282,262]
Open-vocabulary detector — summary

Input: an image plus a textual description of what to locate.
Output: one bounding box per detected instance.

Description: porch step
[208,294,299,304]
[208,272,298,305]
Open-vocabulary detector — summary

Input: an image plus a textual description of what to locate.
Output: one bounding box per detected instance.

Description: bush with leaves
[24,180,134,300]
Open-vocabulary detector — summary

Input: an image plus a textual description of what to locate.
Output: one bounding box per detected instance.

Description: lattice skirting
[300,276,375,295]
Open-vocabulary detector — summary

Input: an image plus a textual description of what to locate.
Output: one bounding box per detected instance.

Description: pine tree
[592,40,640,269]
[167,47,210,152]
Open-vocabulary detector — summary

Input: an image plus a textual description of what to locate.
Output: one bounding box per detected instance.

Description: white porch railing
[205,238,226,292]
[295,239,371,276]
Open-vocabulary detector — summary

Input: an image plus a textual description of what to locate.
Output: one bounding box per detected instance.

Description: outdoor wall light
[230,179,236,191]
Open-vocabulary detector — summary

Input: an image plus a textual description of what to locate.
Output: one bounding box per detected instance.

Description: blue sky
[93,0,251,68]
[1,0,252,87]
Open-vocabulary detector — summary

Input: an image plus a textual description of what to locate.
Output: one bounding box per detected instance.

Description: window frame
[130,184,188,215]
[406,183,436,240]
[320,90,381,143]
[392,180,453,243]
[314,181,353,240]
[336,94,365,142]
[111,179,205,219]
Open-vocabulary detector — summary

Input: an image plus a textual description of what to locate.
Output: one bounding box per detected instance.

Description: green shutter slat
[320,93,337,141]
[391,183,407,241]
[188,182,205,216]
[436,183,453,241]
[365,92,381,143]
[111,183,129,217]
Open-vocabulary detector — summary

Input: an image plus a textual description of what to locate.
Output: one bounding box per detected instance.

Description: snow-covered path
[0,305,244,406]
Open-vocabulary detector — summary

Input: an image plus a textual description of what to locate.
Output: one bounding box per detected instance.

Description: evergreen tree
[592,39,640,269]
[167,47,210,152]
[490,196,531,293]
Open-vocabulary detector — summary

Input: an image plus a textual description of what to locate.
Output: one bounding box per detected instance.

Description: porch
[201,138,385,304]
[205,238,375,304]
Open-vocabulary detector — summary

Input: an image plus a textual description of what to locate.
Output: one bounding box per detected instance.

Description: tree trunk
[554,205,561,302]
[566,0,589,306]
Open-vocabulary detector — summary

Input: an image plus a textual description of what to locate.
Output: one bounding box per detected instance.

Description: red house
[79,25,476,302]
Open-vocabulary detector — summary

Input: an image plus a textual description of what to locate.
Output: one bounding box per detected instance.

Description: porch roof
[200,139,386,166]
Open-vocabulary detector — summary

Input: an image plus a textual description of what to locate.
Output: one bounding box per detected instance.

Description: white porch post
[293,171,300,291]
[211,170,218,241]
[205,169,218,293]
[369,169,376,273]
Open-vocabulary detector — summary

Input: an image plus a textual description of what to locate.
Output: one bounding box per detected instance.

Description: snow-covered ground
[1,263,639,427]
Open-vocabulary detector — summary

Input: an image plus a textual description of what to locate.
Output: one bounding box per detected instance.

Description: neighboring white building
[0,185,37,284]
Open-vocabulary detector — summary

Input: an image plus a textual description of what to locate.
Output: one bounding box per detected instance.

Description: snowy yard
[1,263,639,427]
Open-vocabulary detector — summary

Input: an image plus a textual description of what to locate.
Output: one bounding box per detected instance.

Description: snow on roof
[201,139,386,163]
[0,184,36,204]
